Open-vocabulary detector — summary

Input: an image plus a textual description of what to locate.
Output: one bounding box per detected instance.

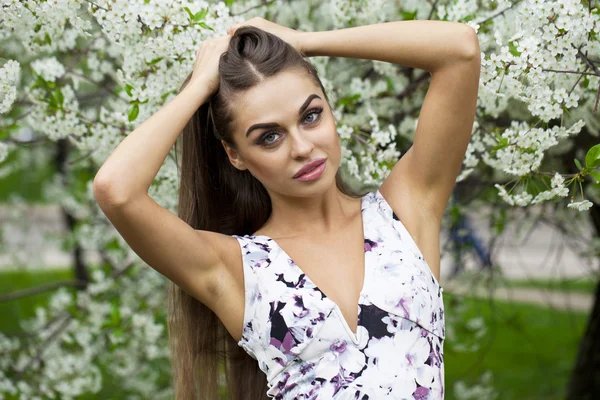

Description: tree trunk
[565,203,600,399]
[54,138,89,287]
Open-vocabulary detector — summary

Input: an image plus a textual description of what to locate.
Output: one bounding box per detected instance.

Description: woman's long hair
[167,26,364,400]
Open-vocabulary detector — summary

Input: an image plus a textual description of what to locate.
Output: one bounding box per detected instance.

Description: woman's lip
[293,158,327,178]
[293,159,326,181]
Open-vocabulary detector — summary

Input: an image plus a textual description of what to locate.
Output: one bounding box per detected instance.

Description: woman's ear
[221,140,247,171]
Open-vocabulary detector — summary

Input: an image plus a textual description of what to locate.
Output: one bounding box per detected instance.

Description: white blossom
[0,0,599,398]
[0,59,20,114]
[567,199,593,211]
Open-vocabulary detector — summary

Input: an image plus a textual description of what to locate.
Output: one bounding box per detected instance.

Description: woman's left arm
[300,20,477,72]
[300,21,481,224]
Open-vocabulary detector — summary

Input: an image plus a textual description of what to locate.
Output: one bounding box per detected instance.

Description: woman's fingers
[227,24,239,35]
[190,34,232,94]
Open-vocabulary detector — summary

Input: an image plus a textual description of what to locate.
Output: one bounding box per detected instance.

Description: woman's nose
[289,130,314,158]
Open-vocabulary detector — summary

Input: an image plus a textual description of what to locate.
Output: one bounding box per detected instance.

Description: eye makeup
[255,107,324,147]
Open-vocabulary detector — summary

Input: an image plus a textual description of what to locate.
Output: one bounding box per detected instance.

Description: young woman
[94,17,480,400]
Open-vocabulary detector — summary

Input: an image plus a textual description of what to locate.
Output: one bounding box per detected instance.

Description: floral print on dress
[232,189,445,400]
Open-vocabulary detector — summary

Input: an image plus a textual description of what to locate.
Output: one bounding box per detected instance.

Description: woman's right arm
[94,33,229,202]
[93,82,212,203]
[93,34,238,306]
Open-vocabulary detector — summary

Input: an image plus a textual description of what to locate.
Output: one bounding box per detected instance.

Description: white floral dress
[232,189,445,399]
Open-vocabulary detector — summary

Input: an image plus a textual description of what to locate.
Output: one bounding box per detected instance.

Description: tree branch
[0,280,88,303]
[477,0,525,25]
[231,0,279,17]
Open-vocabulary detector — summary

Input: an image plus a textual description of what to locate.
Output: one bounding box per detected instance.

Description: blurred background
[2,158,597,399]
[2,0,600,399]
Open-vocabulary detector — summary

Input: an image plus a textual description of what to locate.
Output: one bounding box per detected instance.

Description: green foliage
[573,144,600,183]
[508,40,521,57]
[584,143,600,169]
[0,269,589,399]
[128,103,139,122]
[183,6,214,30]
[400,10,418,20]
[0,149,57,203]
[0,268,74,335]
[444,293,588,399]
[124,83,134,97]
[504,276,597,294]
[183,6,208,22]
[337,93,361,113]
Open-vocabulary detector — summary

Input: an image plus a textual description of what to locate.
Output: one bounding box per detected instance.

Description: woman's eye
[305,112,318,124]
[262,133,279,145]
[305,107,323,124]
[257,107,323,147]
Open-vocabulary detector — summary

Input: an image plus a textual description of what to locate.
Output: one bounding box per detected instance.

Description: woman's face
[223,70,341,198]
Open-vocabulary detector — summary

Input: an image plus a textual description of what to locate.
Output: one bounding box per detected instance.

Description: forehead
[232,71,321,133]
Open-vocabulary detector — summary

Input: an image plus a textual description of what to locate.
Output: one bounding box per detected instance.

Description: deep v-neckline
[250,192,370,344]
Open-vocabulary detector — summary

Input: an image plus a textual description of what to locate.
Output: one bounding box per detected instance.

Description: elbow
[459,25,481,62]
[432,25,481,73]
[93,175,130,208]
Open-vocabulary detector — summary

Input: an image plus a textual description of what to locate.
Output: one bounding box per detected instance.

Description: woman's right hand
[190,33,232,95]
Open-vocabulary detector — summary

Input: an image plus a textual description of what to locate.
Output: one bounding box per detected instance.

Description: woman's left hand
[227,17,306,54]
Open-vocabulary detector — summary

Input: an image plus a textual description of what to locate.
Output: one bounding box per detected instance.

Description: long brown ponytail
[167,26,363,400]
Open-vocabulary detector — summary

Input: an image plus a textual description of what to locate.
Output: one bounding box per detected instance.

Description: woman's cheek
[252,155,288,180]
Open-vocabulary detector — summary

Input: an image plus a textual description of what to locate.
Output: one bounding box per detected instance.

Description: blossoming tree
[0,0,599,398]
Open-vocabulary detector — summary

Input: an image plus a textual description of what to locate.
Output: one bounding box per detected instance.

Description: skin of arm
[299,20,479,73]
[299,20,480,222]
[93,82,213,204]
[297,20,481,280]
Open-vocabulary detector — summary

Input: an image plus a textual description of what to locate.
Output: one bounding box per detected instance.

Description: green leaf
[585,144,600,169]
[183,6,195,21]
[400,10,418,20]
[105,237,120,250]
[48,95,56,110]
[110,299,121,325]
[52,88,64,107]
[525,176,547,196]
[198,22,214,31]
[161,91,172,101]
[461,13,476,22]
[185,6,209,22]
[338,93,361,109]
[147,57,163,66]
[31,75,47,89]
[224,0,235,8]
[575,158,583,171]
[124,84,134,97]
[508,41,521,57]
[385,76,395,93]
[194,7,209,21]
[582,76,589,89]
[48,88,64,111]
[128,103,139,122]
[490,137,509,153]
[589,171,600,184]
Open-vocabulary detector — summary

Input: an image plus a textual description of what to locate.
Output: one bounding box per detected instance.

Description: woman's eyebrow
[245,94,322,138]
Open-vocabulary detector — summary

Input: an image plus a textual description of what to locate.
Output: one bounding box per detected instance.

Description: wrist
[298,31,315,57]
[185,76,215,103]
